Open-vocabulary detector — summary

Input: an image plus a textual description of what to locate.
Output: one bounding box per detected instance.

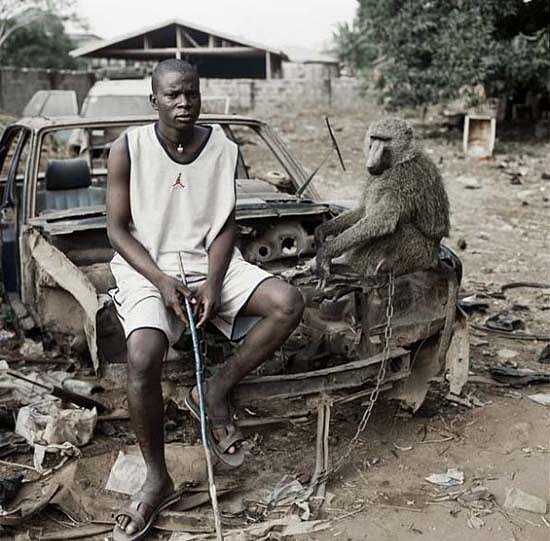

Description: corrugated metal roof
[70,18,288,60]
[283,46,338,64]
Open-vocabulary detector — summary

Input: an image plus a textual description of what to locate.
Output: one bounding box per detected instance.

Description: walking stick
[178,252,224,541]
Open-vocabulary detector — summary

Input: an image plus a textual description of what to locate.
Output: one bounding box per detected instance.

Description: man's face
[150,70,201,129]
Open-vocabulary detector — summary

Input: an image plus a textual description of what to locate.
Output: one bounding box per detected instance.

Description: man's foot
[191,384,240,452]
[187,385,246,467]
[114,476,175,539]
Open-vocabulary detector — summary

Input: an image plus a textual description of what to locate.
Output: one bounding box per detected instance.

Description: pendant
[177,144,183,153]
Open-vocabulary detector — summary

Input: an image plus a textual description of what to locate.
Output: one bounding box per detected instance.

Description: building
[70,18,288,79]
[282,46,340,79]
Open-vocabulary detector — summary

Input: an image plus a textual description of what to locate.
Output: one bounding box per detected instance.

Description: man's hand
[193,280,222,328]
[157,275,196,326]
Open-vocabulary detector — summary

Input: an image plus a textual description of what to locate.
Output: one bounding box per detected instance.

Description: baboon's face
[364,119,413,176]
[365,133,392,176]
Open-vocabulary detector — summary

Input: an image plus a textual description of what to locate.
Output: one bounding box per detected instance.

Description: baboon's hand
[315,245,331,287]
[314,224,327,249]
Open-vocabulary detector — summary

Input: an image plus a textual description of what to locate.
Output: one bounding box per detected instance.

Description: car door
[0,126,31,293]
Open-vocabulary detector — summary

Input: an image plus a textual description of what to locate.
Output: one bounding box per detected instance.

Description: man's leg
[116,328,174,535]
[198,278,304,439]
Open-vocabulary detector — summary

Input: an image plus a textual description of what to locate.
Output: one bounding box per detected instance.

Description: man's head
[150,58,201,130]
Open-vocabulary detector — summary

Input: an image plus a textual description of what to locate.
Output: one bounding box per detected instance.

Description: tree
[0,1,80,69]
[334,0,550,109]
[0,0,76,49]
[0,13,77,69]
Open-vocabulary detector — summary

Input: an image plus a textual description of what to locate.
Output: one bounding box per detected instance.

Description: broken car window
[224,124,293,193]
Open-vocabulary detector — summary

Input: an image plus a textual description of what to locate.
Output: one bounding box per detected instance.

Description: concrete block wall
[0,66,368,117]
[0,67,96,116]
[202,77,367,115]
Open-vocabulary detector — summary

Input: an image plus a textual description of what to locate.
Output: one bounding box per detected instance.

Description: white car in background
[81,79,230,117]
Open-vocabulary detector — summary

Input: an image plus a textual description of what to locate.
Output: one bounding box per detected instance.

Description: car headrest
[45,159,91,191]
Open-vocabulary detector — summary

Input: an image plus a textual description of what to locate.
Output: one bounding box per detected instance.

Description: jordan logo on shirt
[172,173,185,189]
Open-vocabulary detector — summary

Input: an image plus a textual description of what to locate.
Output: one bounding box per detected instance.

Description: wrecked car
[0,114,468,410]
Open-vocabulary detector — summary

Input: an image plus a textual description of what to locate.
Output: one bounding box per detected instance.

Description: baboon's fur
[315,118,450,277]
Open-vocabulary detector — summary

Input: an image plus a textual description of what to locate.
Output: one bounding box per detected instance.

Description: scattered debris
[485,312,526,333]
[504,487,548,514]
[498,349,519,360]
[457,237,467,250]
[106,444,208,495]
[0,431,30,458]
[463,114,496,158]
[3,366,107,412]
[0,330,16,342]
[458,294,489,313]
[538,344,550,364]
[0,474,23,508]
[425,468,464,487]
[169,516,331,541]
[445,392,486,408]
[500,281,550,292]
[15,399,95,470]
[0,461,78,525]
[457,175,481,189]
[154,510,216,534]
[459,486,493,503]
[18,339,44,358]
[265,475,314,510]
[393,443,413,452]
[467,514,485,529]
[527,394,550,407]
[490,367,550,386]
[37,524,113,540]
[430,484,493,504]
[16,399,96,448]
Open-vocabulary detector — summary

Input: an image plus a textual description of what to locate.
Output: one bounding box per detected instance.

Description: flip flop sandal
[112,489,183,541]
[184,388,246,468]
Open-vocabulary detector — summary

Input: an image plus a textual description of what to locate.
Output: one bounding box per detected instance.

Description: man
[106,58,304,540]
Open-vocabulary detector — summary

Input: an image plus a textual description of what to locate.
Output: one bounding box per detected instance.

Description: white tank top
[117,122,238,275]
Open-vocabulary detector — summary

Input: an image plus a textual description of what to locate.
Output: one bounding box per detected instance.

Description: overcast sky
[75,0,357,51]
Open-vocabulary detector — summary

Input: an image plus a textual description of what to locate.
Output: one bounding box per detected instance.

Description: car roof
[86,78,152,96]
[12,114,264,132]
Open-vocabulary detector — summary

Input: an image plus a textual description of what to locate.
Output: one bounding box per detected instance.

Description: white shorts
[109,255,273,345]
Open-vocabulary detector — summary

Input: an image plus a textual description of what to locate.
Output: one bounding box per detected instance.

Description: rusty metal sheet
[28,229,108,372]
[388,338,441,412]
[233,348,410,401]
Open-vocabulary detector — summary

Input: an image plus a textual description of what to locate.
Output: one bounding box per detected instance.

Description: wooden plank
[266,51,272,79]
[105,47,261,59]
[182,29,199,48]
[175,27,182,59]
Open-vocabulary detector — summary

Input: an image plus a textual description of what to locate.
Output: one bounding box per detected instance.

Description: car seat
[37,159,106,212]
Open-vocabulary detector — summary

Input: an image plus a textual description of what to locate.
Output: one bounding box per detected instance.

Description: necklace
[158,126,192,154]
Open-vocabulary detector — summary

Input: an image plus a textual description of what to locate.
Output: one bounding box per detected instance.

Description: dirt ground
[1,108,549,541]
[270,109,550,540]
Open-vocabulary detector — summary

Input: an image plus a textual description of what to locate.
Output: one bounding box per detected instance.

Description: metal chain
[314,271,395,484]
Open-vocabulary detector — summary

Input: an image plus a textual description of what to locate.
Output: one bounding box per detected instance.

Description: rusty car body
[0,114,468,411]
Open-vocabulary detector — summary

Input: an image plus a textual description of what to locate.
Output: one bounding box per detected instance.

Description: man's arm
[195,210,236,327]
[106,136,194,324]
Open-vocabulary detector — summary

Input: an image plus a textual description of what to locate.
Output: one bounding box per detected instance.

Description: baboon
[315,118,450,279]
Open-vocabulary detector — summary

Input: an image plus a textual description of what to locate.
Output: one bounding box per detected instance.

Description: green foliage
[334,0,550,109]
[0,11,76,69]
[0,1,80,69]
